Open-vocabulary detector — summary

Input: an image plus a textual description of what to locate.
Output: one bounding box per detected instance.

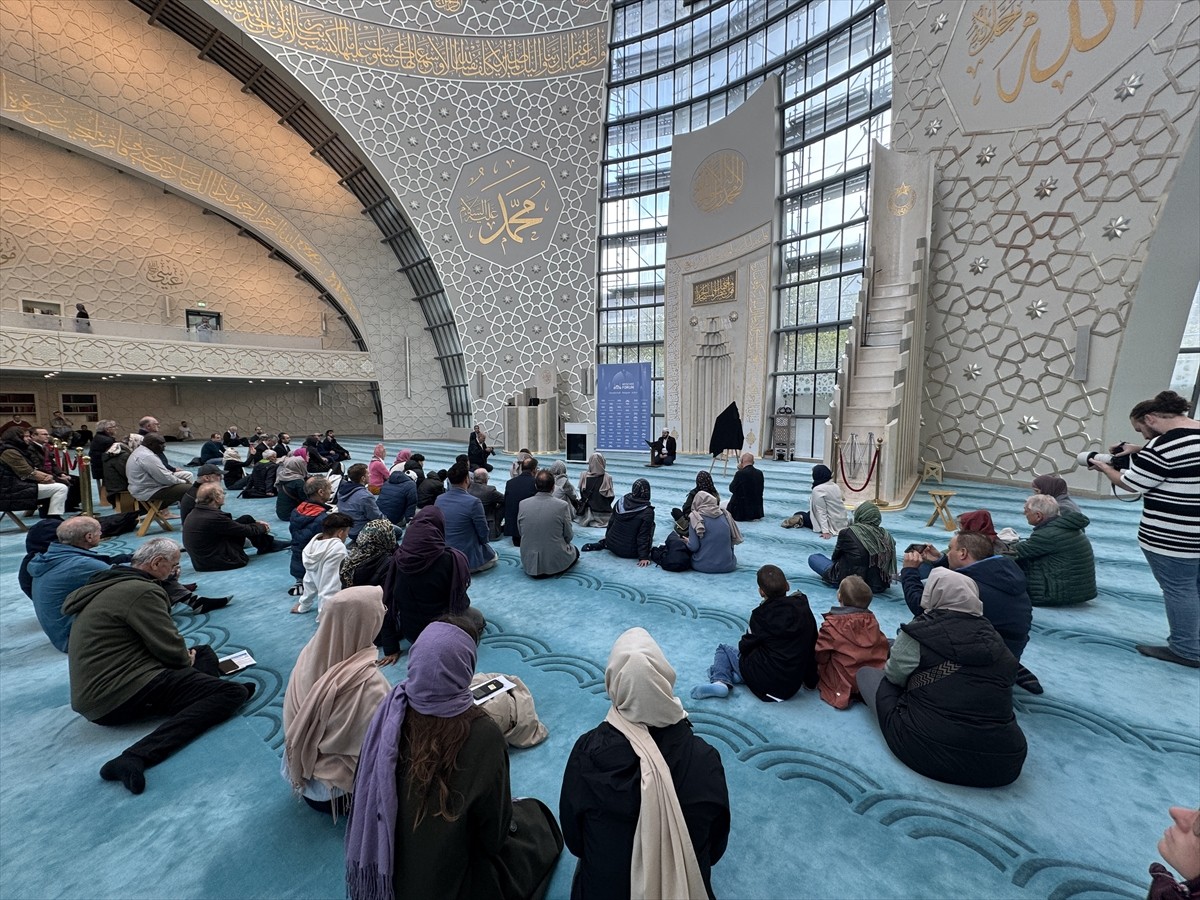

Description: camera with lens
[1076,442,1133,470]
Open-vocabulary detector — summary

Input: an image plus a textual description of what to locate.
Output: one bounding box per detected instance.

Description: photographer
[1090,390,1200,668]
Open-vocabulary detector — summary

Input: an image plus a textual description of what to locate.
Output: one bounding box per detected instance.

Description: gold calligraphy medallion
[888,182,916,216]
[691,150,746,213]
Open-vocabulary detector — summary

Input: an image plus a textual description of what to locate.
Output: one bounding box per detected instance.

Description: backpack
[650,531,692,572]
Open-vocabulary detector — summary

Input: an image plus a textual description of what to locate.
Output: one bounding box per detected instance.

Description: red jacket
[814,609,889,709]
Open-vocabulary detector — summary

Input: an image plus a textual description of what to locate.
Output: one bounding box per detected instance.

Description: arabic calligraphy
[143,256,187,289]
[451,150,559,265]
[964,0,1142,105]
[209,0,607,81]
[691,150,746,213]
[0,230,17,266]
[692,272,737,305]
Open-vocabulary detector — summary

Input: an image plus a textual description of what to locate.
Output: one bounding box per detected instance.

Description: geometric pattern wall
[888,0,1200,485]
[206,0,611,436]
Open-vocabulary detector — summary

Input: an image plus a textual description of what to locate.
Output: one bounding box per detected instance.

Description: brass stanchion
[872,437,893,509]
[77,448,94,517]
[831,433,841,486]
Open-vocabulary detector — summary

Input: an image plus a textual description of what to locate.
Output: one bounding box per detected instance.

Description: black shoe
[190,595,232,613]
[257,541,289,555]
[241,682,257,702]
[1015,664,1044,694]
[1136,644,1200,669]
[287,582,303,596]
[181,582,198,593]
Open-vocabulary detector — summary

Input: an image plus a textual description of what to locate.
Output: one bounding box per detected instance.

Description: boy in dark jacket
[691,565,818,701]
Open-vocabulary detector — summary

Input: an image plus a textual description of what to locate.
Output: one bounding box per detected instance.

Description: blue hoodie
[336,479,384,541]
[377,470,417,525]
[27,544,113,651]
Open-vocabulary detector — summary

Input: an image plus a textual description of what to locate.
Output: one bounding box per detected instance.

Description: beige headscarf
[579,451,615,497]
[283,586,390,799]
[688,490,743,544]
[603,627,705,900]
[920,567,983,616]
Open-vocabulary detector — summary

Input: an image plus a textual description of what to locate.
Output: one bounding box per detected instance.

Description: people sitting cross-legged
[1013,494,1097,607]
[726,452,765,521]
[375,506,484,667]
[901,530,1042,694]
[288,476,334,595]
[417,468,447,508]
[367,444,389,494]
[182,483,287,572]
[1031,473,1082,515]
[180,464,224,524]
[685,490,743,574]
[504,455,538,546]
[692,565,818,701]
[337,464,386,542]
[575,452,615,528]
[671,471,720,537]
[561,627,729,900]
[814,575,890,709]
[518,469,579,578]
[127,433,193,510]
[339,518,397,589]
[346,620,563,900]
[436,461,498,574]
[283,585,390,819]
[293,513,353,618]
[786,464,848,537]
[378,467,418,528]
[64,539,255,794]
[199,434,225,466]
[468,467,504,539]
[319,430,350,468]
[549,459,578,508]
[241,450,278,498]
[808,501,897,593]
[275,453,310,522]
[588,478,655,567]
[0,425,69,516]
[856,568,1028,788]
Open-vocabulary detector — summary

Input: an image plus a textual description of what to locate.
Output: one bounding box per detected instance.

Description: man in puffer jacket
[378,468,417,526]
[1013,495,1097,607]
[336,464,384,541]
[288,476,333,591]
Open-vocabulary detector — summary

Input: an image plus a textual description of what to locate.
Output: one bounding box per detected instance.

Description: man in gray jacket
[517,469,579,578]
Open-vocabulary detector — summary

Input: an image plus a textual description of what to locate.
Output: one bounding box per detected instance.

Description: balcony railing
[1,310,348,351]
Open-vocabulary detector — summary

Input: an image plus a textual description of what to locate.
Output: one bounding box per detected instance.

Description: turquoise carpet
[1,438,1196,899]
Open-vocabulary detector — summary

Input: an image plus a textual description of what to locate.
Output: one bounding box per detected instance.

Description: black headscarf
[812,464,832,487]
[620,478,652,512]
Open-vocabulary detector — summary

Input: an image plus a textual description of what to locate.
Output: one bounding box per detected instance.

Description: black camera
[1077,443,1132,471]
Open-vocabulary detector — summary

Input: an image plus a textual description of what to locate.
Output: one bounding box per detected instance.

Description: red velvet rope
[838,446,880,492]
[53,446,78,471]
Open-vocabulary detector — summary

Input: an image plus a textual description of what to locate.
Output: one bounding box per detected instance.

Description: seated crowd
[3,406,1195,900]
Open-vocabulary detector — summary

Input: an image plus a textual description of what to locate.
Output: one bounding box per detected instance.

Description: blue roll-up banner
[596,363,652,451]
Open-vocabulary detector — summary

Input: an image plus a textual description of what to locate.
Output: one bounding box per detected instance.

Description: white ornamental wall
[0,130,353,347]
[887,0,1200,486]
[0,0,449,436]
[204,0,611,440]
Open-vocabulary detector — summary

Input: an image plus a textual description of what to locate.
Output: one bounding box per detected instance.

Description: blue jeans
[1143,549,1200,660]
[708,644,743,686]
[808,554,833,578]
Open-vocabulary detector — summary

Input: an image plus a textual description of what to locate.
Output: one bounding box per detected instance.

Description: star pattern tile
[969,257,989,275]
[1102,216,1131,240]
[1034,177,1058,199]
[925,118,943,137]
[1115,72,1144,101]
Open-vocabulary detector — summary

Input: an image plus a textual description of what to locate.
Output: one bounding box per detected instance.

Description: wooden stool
[926,490,957,531]
[0,509,31,532]
[921,459,944,483]
[136,499,174,537]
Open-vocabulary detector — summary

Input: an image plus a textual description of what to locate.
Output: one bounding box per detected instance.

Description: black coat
[416,476,445,509]
[738,592,819,701]
[881,611,1027,788]
[604,502,654,561]
[242,461,278,498]
[504,473,537,542]
[727,465,764,521]
[900,558,1032,660]
[560,719,730,900]
[0,437,38,508]
[182,505,267,571]
[88,432,115,489]
[377,471,417,525]
[823,527,893,593]
[467,433,493,469]
[377,549,471,655]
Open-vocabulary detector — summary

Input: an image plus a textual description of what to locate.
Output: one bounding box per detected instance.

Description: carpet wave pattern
[1,438,1195,899]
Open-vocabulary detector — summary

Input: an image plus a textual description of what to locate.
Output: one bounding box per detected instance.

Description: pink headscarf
[373,443,386,460]
[393,449,412,467]
[294,446,309,461]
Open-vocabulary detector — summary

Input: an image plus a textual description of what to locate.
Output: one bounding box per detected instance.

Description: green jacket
[63,566,190,721]
[1013,510,1097,607]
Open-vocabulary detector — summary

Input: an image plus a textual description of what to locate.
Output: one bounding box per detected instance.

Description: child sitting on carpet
[292,513,352,617]
[814,575,889,709]
[691,565,818,701]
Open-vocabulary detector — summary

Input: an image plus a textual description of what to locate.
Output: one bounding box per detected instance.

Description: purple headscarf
[293,446,308,462]
[392,507,470,613]
[345,622,478,900]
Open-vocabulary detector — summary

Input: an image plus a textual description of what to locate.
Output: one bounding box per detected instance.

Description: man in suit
[503,454,538,547]
[727,452,765,521]
[517,469,579,578]
[469,468,505,539]
[435,461,497,573]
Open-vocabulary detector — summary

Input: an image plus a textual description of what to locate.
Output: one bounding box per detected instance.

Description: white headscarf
[603,627,705,900]
[920,567,983,616]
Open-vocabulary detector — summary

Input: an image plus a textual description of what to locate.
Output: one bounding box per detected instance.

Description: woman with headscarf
[283,585,389,818]
[575,452,615,527]
[597,479,655,567]
[807,501,897,593]
[390,448,412,473]
[1031,474,1081,515]
[340,518,398,589]
[275,452,310,521]
[671,471,720,537]
[346,621,563,900]
[222,447,247,490]
[375,507,482,667]
[367,444,389,494]
[548,459,577,507]
[957,508,1012,556]
[685,491,743,574]
[804,465,849,538]
[560,627,730,899]
[855,568,1027,787]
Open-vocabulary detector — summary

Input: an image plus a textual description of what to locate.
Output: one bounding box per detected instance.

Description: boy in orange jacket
[814,575,889,709]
